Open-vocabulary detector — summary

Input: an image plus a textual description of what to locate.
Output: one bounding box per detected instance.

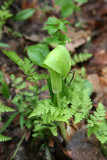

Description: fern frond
[2,50,24,67]
[0,102,14,114]
[0,134,11,142]
[29,98,73,125]
[88,103,107,143]
[0,102,14,122]
[70,90,92,123]
[0,103,14,142]
[71,53,93,66]
[33,122,57,139]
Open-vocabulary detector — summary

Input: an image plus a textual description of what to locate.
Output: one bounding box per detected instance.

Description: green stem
[58,121,67,144]
[45,144,52,160]
[0,112,18,134]
[56,93,61,108]
[10,132,26,160]
[0,25,2,41]
[55,93,67,144]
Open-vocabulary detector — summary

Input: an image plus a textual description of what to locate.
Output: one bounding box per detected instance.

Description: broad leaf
[42,25,58,35]
[61,4,74,17]
[45,17,59,25]
[55,0,71,6]
[26,44,50,66]
[59,20,67,32]
[14,8,36,21]
[75,0,87,3]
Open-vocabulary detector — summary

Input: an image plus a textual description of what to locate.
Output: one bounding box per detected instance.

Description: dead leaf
[48,137,54,147]
[65,129,106,160]
[65,26,91,51]
[87,74,103,93]
[91,54,107,66]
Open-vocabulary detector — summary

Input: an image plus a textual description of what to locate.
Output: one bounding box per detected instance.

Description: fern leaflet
[0,134,11,142]
[71,53,93,66]
[88,103,107,143]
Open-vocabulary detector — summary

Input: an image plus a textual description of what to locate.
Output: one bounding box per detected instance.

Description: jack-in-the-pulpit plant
[2,44,107,145]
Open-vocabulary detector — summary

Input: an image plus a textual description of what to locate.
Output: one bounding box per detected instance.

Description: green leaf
[0,112,18,134]
[16,82,26,90]
[47,25,58,35]
[20,114,24,130]
[47,77,55,102]
[83,80,93,96]
[2,50,24,67]
[0,103,14,114]
[0,42,10,48]
[14,8,36,21]
[12,31,23,38]
[75,0,87,3]
[61,4,74,17]
[15,77,23,84]
[101,144,107,157]
[55,0,71,6]
[10,74,15,80]
[59,20,67,32]
[0,72,4,83]
[0,134,11,142]
[42,25,58,35]
[1,82,10,98]
[26,44,50,67]
[45,17,59,25]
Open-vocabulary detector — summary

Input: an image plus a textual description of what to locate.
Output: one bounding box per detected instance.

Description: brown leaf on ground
[87,74,103,93]
[90,54,107,66]
[23,33,44,42]
[66,124,76,143]
[48,137,54,147]
[21,0,38,9]
[65,26,91,52]
[99,67,107,87]
[65,129,106,160]
[21,0,45,22]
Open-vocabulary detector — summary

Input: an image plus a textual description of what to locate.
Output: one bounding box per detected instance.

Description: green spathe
[43,45,71,93]
[43,45,71,77]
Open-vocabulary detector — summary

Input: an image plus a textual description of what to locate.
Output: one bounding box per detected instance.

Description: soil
[0,0,107,159]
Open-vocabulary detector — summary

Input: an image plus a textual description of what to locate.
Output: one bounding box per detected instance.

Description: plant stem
[58,121,67,144]
[56,93,67,144]
[56,93,60,108]
[45,144,52,160]
[0,112,18,134]
[0,25,2,41]
[10,132,26,160]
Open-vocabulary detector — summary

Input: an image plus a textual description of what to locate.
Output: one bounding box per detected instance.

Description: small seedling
[0,0,13,41]
[55,0,87,18]
[42,17,70,45]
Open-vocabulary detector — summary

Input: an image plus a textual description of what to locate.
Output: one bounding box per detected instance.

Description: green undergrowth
[1,47,107,145]
[0,9,106,159]
[0,102,14,142]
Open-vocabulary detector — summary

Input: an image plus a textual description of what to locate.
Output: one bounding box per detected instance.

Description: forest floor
[0,0,107,159]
